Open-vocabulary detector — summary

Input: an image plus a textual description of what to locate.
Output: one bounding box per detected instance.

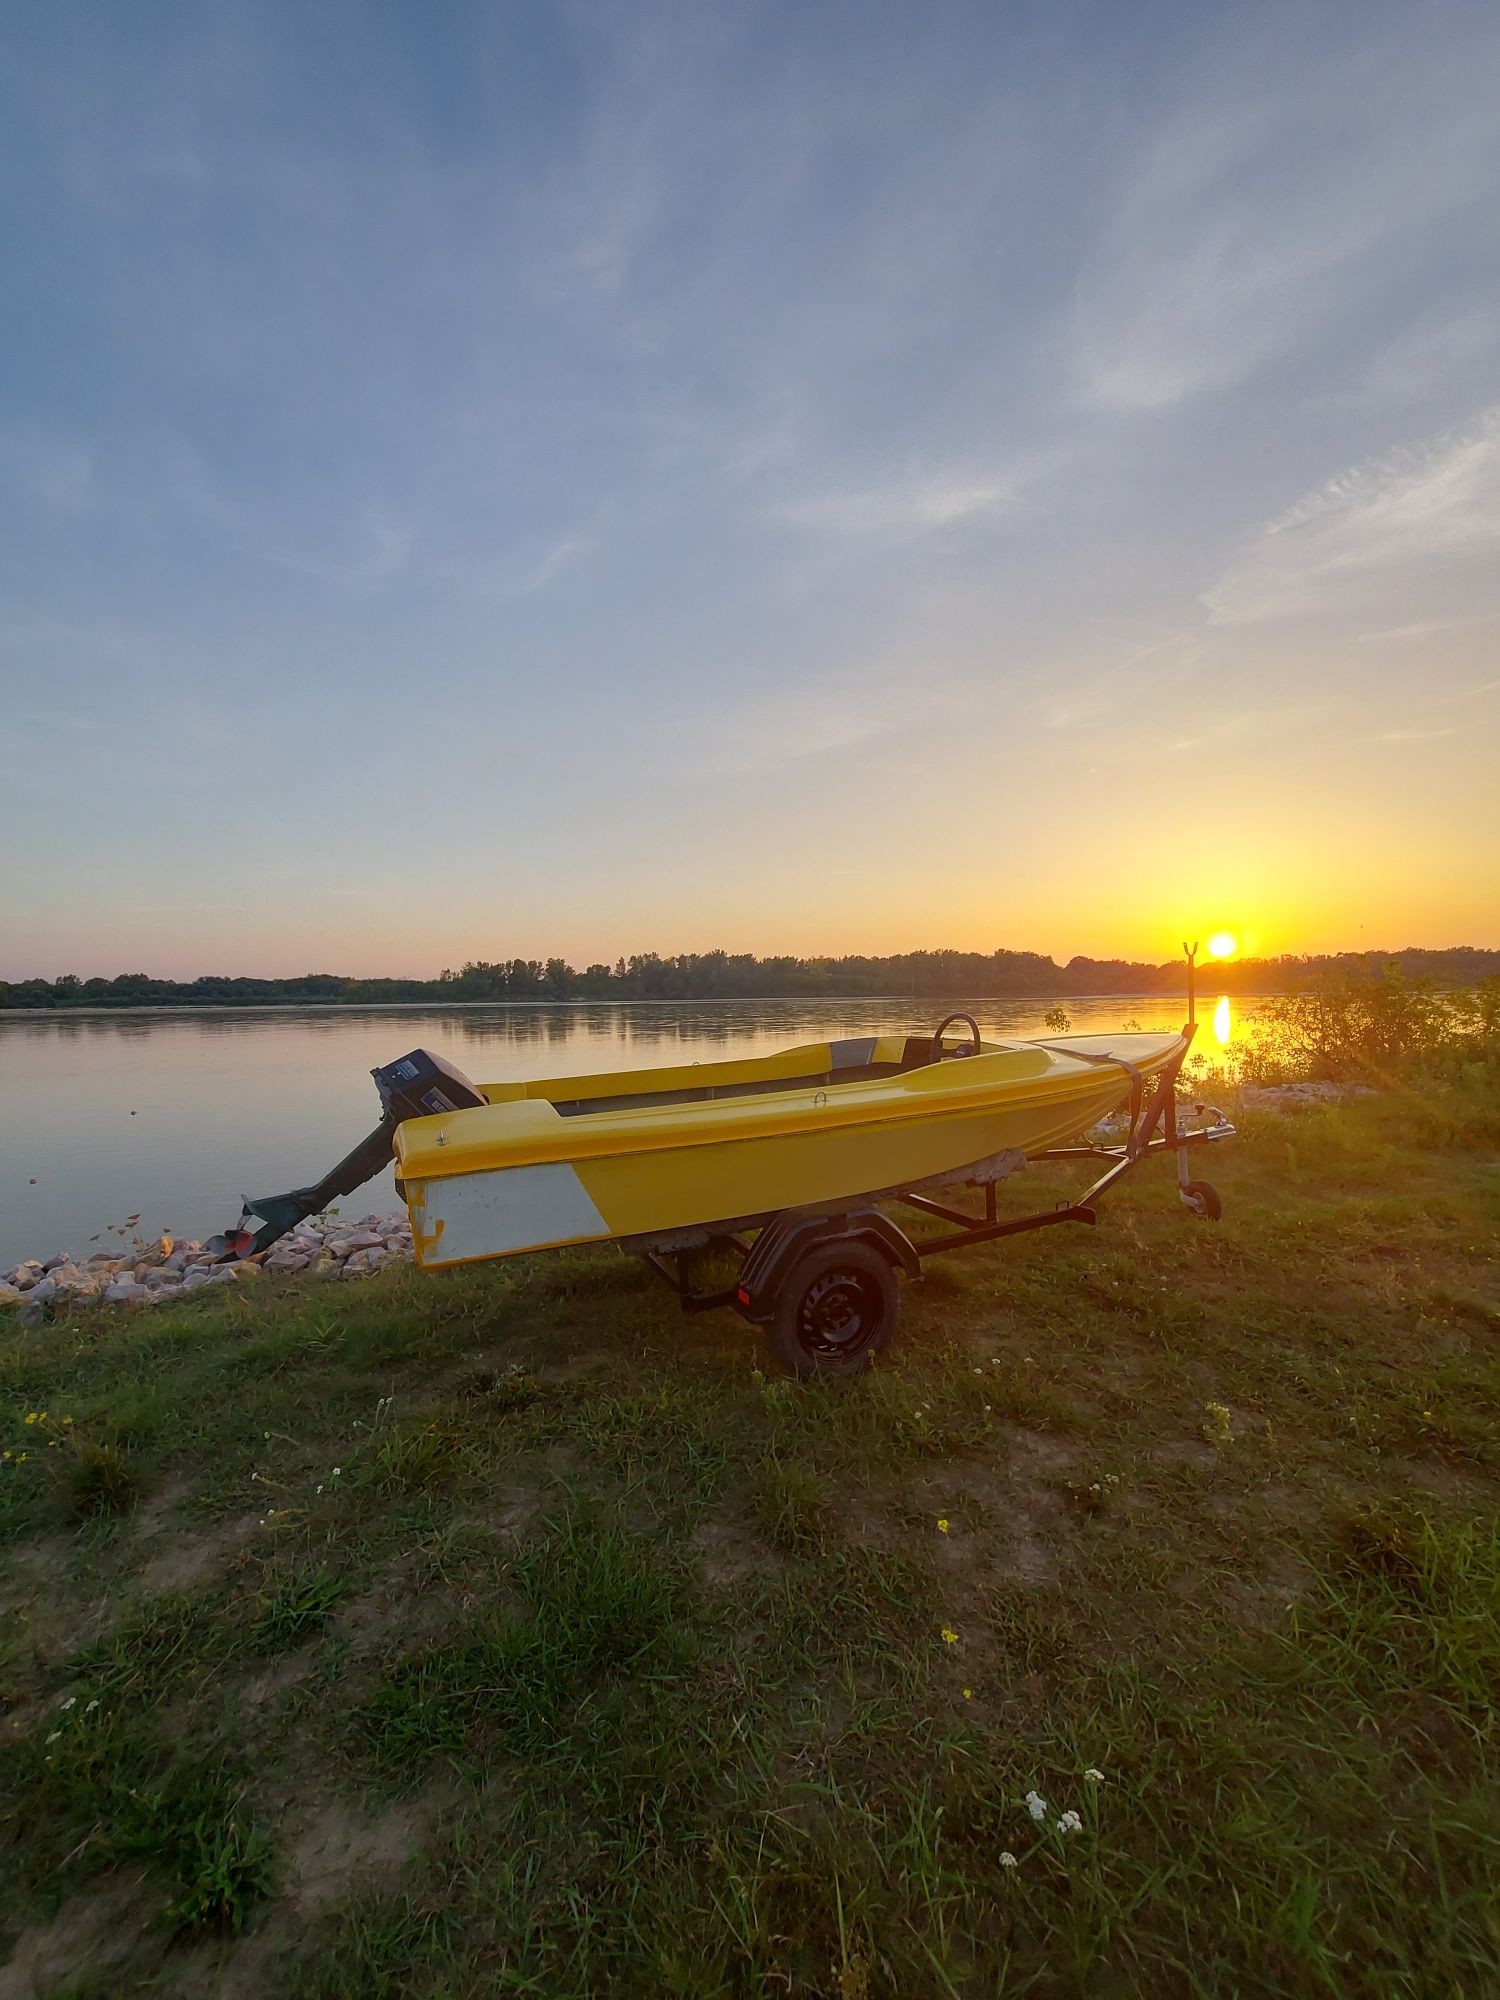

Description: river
[0,993,1242,1267]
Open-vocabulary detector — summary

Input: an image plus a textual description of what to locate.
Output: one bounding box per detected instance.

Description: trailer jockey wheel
[1180,1180,1223,1221]
[769,1241,900,1378]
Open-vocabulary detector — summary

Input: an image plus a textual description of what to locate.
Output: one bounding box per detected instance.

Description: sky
[2,0,1498,980]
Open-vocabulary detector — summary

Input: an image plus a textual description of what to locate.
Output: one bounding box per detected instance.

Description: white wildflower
[60,1696,76,1711]
[1084,1768,1105,1782]
[999,1851,1018,1868]
[332,1467,341,1477]
[1058,1810,1082,1833]
[1025,1791,1047,1823]
[85,1699,99,1713]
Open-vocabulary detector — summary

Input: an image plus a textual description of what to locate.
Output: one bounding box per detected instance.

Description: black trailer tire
[1182,1180,1223,1221]
[767,1240,900,1379]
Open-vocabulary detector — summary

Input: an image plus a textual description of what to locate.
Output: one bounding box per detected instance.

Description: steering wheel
[929,1012,982,1064]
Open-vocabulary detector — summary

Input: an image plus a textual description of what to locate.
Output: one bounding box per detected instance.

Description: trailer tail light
[736,1286,751,1306]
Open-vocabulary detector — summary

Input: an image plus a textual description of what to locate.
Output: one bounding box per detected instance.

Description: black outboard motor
[210,1049,487,1259]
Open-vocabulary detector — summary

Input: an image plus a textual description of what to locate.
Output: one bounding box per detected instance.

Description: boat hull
[398,1028,1186,1270]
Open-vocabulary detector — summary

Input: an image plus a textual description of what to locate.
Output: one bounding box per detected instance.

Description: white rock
[181,1266,216,1289]
[50,1266,100,1295]
[12,1262,45,1290]
[28,1276,58,1303]
[264,1249,310,1272]
[104,1281,148,1304]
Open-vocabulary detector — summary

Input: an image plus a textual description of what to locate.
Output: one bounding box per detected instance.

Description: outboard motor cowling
[210,1048,486,1259]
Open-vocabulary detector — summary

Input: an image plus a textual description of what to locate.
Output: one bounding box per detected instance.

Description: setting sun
[1206,932,1238,960]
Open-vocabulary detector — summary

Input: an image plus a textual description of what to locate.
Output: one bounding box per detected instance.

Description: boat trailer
[632,944,1234,1375]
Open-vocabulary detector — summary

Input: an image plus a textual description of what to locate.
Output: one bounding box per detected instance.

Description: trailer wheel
[768,1241,900,1379]
[1181,1180,1223,1221]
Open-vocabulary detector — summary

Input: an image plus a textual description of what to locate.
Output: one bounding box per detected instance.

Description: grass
[0,1080,1497,1993]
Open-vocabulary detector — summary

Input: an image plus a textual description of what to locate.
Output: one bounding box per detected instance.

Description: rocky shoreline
[0,1212,413,1320]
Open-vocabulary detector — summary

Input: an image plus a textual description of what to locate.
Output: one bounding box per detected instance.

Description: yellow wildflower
[941,1627,959,1645]
[62,1416,74,1426]
[24,1413,38,1426]
[962,1688,973,1700]
[937,1518,950,1534]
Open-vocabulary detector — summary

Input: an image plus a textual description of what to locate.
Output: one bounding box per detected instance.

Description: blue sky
[3,0,1498,978]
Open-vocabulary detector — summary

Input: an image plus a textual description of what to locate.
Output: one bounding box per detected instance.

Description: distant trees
[3,947,1497,1010]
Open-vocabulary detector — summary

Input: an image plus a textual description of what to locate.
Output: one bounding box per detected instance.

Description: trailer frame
[637,944,1235,1374]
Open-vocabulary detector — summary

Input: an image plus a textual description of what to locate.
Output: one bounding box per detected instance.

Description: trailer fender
[734,1206,919,1321]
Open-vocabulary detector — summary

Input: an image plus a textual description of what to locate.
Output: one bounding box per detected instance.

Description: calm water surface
[0,995,1239,1266]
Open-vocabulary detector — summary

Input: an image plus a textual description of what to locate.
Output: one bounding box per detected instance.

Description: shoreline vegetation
[3,944,1498,1011]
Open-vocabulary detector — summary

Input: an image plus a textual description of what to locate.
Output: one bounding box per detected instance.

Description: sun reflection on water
[1212,994,1232,1046]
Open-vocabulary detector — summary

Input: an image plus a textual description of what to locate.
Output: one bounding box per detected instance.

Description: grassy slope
[1,1086,1497,1998]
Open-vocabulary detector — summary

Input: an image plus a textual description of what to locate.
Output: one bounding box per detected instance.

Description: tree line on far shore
[3,946,1497,1010]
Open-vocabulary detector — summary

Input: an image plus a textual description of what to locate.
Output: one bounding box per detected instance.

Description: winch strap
[1032,1045,1147,1140]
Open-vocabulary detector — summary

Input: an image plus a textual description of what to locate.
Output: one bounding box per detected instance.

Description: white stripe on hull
[409,1162,610,1267]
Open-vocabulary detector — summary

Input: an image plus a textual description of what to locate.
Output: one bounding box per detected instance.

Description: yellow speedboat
[218,955,1233,1377]
[393,1018,1188,1269]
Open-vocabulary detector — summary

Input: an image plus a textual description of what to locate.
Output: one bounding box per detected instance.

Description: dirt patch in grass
[0,1874,155,2000]
[285,1791,436,1913]
[690,1513,781,1585]
[237,1655,316,1714]
[139,1513,261,1598]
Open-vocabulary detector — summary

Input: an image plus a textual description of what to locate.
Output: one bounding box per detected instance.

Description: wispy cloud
[772,469,1018,538]
[1037,626,1199,731]
[1355,726,1455,746]
[707,662,920,774]
[504,534,590,595]
[1069,29,1500,412]
[1347,305,1500,412]
[1203,408,1500,625]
